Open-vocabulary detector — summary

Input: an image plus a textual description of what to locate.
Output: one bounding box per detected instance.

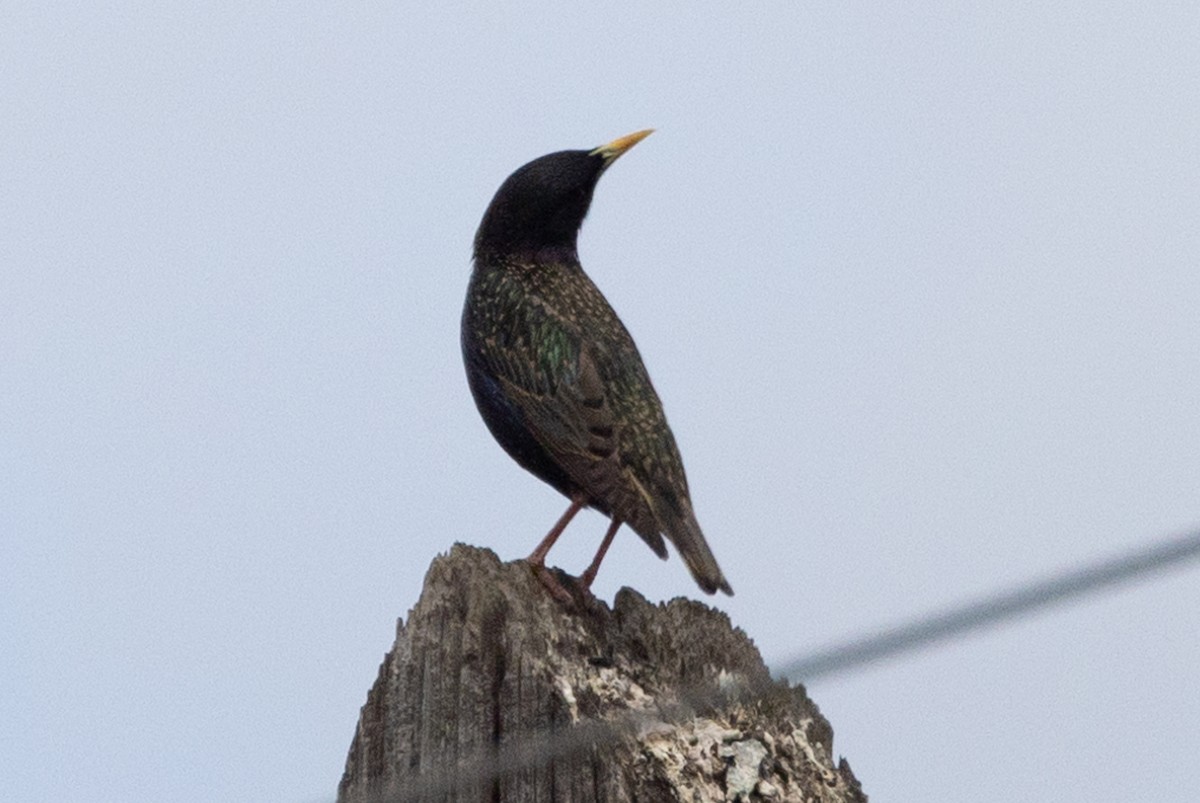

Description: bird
[461,129,733,601]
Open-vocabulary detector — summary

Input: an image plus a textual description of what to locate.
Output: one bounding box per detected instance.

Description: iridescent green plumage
[462,131,732,597]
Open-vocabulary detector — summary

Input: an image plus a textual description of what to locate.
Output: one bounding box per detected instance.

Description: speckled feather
[461,138,732,596]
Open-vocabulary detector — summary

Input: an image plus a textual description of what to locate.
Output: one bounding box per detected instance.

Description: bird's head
[473,129,653,262]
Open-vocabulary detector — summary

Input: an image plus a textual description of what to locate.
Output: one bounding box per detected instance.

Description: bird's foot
[529,562,575,605]
[575,577,600,607]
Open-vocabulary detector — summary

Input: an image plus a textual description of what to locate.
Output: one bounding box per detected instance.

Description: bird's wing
[489,330,669,559]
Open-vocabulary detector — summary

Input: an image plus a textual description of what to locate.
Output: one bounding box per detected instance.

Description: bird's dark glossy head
[474,129,653,261]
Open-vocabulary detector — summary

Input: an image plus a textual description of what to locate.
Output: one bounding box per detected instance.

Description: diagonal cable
[777,528,1200,683]
[340,527,1200,802]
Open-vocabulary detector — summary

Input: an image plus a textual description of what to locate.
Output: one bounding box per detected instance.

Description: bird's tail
[665,508,733,596]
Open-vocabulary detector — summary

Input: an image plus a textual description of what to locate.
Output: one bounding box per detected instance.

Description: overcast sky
[3,3,1199,801]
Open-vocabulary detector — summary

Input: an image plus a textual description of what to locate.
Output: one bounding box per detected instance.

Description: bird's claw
[530,563,575,605]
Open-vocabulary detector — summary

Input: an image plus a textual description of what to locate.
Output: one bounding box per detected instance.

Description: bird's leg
[579,518,622,591]
[527,495,585,603]
[528,496,585,565]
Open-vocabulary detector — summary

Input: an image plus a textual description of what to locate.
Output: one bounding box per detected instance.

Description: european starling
[462,130,733,599]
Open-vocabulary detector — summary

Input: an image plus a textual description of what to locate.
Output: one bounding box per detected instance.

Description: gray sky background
[3,3,1199,801]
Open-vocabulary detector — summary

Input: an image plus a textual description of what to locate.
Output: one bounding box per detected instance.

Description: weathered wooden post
[338,545,866,802]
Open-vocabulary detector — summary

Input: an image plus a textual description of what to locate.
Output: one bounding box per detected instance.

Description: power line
[339,527,1200,801]
[778,528,1200,683]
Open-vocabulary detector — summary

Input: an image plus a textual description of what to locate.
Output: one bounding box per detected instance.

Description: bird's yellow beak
[590,129,654,165]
